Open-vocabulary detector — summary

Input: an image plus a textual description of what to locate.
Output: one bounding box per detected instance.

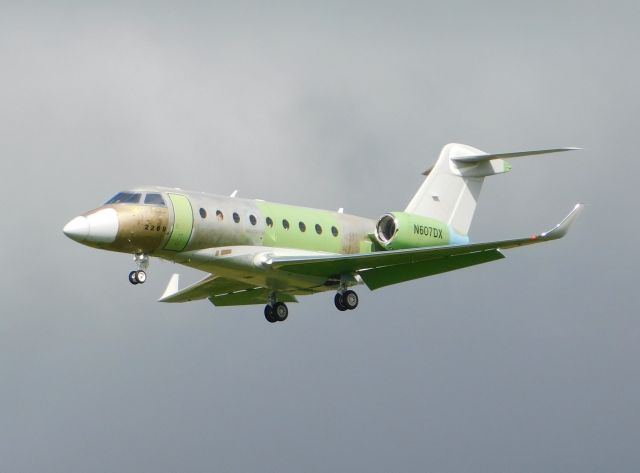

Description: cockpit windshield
[105,191,167,206]
[106,192,141,204]
[144,193,165,205]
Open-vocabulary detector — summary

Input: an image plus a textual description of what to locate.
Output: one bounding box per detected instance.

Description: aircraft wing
[159,273,298,306]
[268,204,584,290]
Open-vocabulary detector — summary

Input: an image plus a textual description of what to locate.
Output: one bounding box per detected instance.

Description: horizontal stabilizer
[451,147,580,164]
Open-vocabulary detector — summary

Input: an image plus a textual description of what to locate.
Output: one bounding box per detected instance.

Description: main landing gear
[334,290,359,311]
[264,301,289,323]
[129,253,149,285]
[262,288,359,322]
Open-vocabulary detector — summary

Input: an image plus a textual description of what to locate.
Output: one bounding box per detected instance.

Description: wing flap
[359,250,505,290]
[210,289,298,306]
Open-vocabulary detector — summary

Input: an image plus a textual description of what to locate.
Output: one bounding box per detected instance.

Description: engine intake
[376,214,398,244]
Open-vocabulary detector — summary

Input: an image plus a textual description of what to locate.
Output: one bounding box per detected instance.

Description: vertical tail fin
[405,143,579,236]
[405,143,506,236]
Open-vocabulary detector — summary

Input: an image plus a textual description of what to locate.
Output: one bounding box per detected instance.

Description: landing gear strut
[129,253,149,285]
[335,289,359,311]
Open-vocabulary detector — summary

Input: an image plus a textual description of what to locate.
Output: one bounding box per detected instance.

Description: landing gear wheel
[342,290,358,310]
[334,293,347,311]
[264,305,277,323]
[129,270,146,284]
[272,302,289,322]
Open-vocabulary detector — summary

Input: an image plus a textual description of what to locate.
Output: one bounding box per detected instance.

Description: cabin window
[216,210,224,221]
[144,193,166,206]
[105,192,141,204]
[315,224,322,235]
[233,212,240,223]
[331,226,339,237]
[282,219,290,230]
[249,215,257,226]
[299,221,306,232]
[199,208,207,218]
[266,217,273,227]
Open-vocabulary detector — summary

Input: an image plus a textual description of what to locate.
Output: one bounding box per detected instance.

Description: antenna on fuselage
[230,190,238,198]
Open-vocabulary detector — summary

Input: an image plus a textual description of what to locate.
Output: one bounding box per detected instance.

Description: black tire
[264,305,277,323]
[273,302,289,322]
[342,290,359,310]
[135,270,147,284]
[334,293,347,311]
[129,271,139,285]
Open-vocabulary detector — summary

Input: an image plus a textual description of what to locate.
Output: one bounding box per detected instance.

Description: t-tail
[404,143,579,238]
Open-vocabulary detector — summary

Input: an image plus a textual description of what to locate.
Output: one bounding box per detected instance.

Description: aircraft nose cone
[63,208,119,244]
[63,216,89,241]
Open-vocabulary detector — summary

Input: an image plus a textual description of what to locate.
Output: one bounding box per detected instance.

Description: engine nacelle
[375,212,451,250]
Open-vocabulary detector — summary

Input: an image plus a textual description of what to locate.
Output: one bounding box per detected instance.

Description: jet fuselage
[62,143,582,322]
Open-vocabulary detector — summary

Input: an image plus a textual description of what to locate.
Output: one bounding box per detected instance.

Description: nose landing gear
[129,253,149,285]
[129,270,147,285]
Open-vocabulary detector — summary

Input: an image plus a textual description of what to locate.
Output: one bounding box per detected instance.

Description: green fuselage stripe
[256,201,344,253]
[164,194,194,251]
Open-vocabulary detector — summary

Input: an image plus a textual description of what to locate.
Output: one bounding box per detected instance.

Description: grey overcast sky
[1,1,638,472]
